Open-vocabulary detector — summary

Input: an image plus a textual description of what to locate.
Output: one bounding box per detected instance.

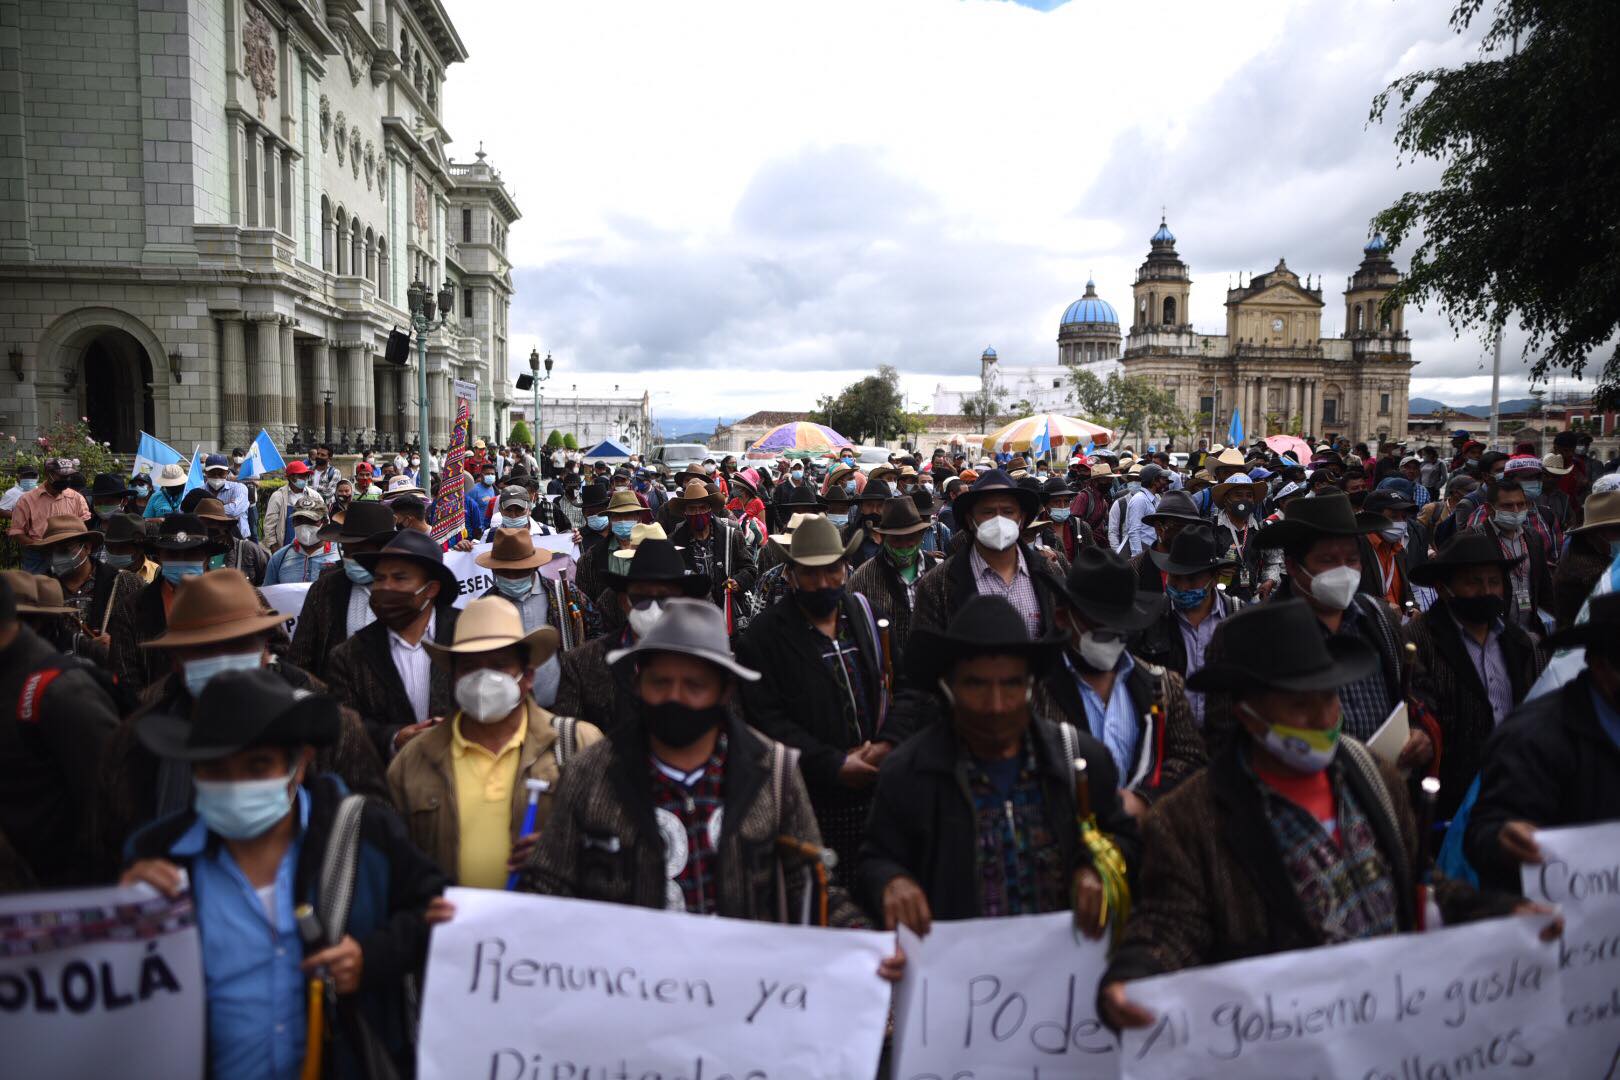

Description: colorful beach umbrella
[747,420,852,459]
[982,413,1111,456]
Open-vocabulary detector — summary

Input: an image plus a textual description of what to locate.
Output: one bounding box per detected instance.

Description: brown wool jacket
[553,631,627,738]
[326,606,461,762]
[519,716,866,927]
[386,701,603,883]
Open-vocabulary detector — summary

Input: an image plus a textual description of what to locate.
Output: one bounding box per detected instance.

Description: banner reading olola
[1522,820,1620,1076]
[1118,915,1565,1079]
[417,888,891,1079]
[0,884,203,1079]
[893,912,1118,1080]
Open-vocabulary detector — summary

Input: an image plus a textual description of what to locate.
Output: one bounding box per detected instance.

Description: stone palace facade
[0,0,519,455]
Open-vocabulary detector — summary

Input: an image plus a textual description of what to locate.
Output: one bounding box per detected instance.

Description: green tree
[1370,0,1620,386]
[1067,369,1189,447]
[959,384,1006,426]
[562,433,578,450]
[809,365,907,443]
[545,429,565,450]
[509,419,533,448]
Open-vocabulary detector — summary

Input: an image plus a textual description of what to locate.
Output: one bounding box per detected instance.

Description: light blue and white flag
[237,429,286,480]
[1227,407,1244,448]
[1525,551,1618,700]
[182,445,206,497]
[131,431,183,481]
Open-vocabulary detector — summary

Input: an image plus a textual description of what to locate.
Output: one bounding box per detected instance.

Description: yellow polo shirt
[450,712,527,889]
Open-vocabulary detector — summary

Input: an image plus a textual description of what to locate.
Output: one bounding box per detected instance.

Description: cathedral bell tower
[1345,233,1404,337]
[1131,216,1192,333]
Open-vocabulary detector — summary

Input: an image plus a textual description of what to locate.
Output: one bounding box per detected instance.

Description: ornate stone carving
[332,22,369,88]
[413,177,429,234]
[242,4,278,119]
[350,130,361,179]
[318,95,330,151]
[334,112,346,164]
[363,141,376,190]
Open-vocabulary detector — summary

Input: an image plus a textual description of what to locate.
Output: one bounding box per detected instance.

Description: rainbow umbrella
[747,420,853,460]
[983,413,1112,456]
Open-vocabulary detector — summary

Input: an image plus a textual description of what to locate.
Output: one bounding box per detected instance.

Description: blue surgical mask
[1520,481,1542,499]
[18,478,37,491]
[182,650,262,698]
[161,560,204,584]
[844,481,856,495]
[611,521,635,540]
[1050,508,1072,523]
[827,513,849,527]
[501,513,529,529]
[586,514,609,532]
[289,478,306,492]
[342,557,374,585]
[1166,584,1208,611]
[104,552,135,570]
[193,771,297,840]
[495,573,535,600]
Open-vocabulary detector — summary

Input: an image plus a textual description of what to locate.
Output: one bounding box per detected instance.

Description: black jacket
[327,607,461,761]
[128,774,448,1080]
[1465,673,1620,894]
[857,714,1139,923]
[1129,591,1247,678]
[287,565,357,679]
[669,518,758,605]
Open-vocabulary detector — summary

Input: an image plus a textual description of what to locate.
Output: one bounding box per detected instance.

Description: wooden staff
[876,617,893,693]
[552,576,572,651]
[1416,776,1441,930]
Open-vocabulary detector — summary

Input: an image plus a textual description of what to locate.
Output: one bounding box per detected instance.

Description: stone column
[220,316,250,447]
[279,319,297,443]
[429,371,449,451]
[376,365,395,444]
[253,317,284,431]
[361,353,376,436]
[310,342,333,442]
[344,345,367,434]
[265,139,281,233]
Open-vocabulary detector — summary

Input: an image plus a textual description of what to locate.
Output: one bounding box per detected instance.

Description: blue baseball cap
[203,453,230,471]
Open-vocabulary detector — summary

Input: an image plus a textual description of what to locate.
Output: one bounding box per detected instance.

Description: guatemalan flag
[1227,407,1244,448]
[237,429,286,480]
[131,431,182,482]
[183,445,206,497]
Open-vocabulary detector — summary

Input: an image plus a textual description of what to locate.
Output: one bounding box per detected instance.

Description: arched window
[320,196,332,270]
[377,238,389,302]
[1162,297,1176,325]
[350,216,362,275]
[364,227,375,281]
[1354,304,1364,332]
[334,207,348,275]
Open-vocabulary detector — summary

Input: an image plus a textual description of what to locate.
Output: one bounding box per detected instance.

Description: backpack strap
[550,715,579,770]
[317,794,368,945]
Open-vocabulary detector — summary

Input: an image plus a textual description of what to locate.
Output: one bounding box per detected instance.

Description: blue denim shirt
[264,541,340,585]
[171,788,309,1080]
[1070,650,1141,782]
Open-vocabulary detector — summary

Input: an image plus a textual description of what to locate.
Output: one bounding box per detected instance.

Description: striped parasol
[747,420,853,460]
[983,413,1112,456]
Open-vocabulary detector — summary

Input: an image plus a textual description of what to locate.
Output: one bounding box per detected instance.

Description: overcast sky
[443,0,1558,430]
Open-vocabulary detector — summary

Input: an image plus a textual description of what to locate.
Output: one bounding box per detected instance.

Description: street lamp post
[528,346,553,453]
[407,279,456,483]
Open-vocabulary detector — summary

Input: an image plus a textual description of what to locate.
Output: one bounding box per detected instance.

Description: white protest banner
[1522,820,1620,1075]
[260,581,312,636]
[1119,915,1565,1079]
[0,884,203,1079]
[418,887,891,1080]
[893,912,1118,1080]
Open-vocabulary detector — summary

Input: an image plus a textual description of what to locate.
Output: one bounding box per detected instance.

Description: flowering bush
[0,412,124,491]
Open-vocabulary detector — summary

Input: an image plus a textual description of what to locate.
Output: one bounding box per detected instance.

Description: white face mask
[628,599,664,640]
[1301,564,1361,611]
[454,668,523,724]
[294,523,322,547]
[205,477,225,491]
[1076,631,1127,671]
[1378,520,1408,544]
[975,515,1020,552]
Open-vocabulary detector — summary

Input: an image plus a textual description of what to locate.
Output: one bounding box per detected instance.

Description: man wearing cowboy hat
[1207,474,1269,601]
[736,516,891,878]
[859,595,1138,940]
[555,537,711,736]
[285,501,396,679]
[262,460,324,552]
[475,527,600,707]
[101,510,157,586]
[575,487,650,604]
[190,495,272,586]
[520,599,866,929]
[1032,474,1091,561]
[1129,525,1247,728]
[263,495,339,585]
[96,569,386,878]
[1552,489,1620,628]
[29,513,108,660]
[668,477,756,609]
[120,669,450,1080]
[0,574,119,887]
[841,476,895,571]
[1466,592,1620,894]
[327,530,464,760]
[846,496,945,676]
[1208,493,1430,767]
[1468,477,1556,634]
[1033,547,1204,816]
[8,458,90,572]
[1360,487,1429,613]
[1100,599,1553,1031]
[85,472,133,525]
[388,596,603,887]
[753,510,821,610]
[1131,489,1205,595]
[107,513,234,695]
[1402,532,1548,820]
[1066,458,1113,539]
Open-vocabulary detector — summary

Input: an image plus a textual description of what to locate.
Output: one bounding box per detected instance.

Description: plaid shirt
[649,734,728,914]
[1249,757,1399,944]
[970,545,1042,638]
[1330,602,1397,741]
[964,738,1067,917]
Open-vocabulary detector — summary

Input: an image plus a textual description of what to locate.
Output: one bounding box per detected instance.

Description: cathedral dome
[1061,278,1118,328]
[1151,218,1175,245]
[1364,232,1388,254]
[981,346,997,359]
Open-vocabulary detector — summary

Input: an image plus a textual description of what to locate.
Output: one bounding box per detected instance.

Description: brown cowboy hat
[191,497,235,524]
[140,569,290,648]
[424,595,558,669]
[785,515,862,568]
[28,514,103,549]
[874,497,932,537]
[669,478,725,512]
[474,526,554,571]
[2,571,75,615]
[1570,490,1620,535]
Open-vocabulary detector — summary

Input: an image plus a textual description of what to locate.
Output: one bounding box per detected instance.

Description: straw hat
[155,463,187,487]
[424,595,558,668]
[1570,490,1620,535]
[1540,452,1573,477]
[140,570,290,648]
[474,526,553,571]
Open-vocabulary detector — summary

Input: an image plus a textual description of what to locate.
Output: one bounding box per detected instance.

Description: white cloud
[442,0,1574,427]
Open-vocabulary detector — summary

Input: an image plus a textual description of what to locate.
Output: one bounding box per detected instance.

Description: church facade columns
[278,319,297,442]
[251,315,284,433]
[219,315,249,449]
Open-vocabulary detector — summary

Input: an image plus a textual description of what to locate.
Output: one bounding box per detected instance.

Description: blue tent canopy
[582,438,634,461]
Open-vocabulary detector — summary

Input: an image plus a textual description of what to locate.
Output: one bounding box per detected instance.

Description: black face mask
[794,585,842,619]
[1347,490,1368,508]
[1228,499,1254,521]
[1447,592,1505,625]
[641,698,726,748]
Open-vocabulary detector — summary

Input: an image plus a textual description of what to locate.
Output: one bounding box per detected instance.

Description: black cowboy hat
[608,538,712,598]
[317,499,398,544]
[137,669,339,762]
[1188,599,1378,693]
[580,482,611,511]
[1362,489,1416,515]
[1409,530,1526,588]
[89,473,132,499]
[776,483,826,511]
[1151,523,1238,577]
[1255,491,1386,549]
[906,594,1067,687]
[1143,489,1205,526]
[352,528,460,600]
[1041,474,1077,499]
[873,496,932,536]
[857,478,895,503]
[952,468,1041,525]
[1036,545,1166,632]
[103,513,147,546]
[153,513,225,554]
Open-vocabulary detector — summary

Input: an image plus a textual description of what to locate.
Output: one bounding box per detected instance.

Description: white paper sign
[443,536,578,608]
[893,913,1118,1080]
[0,884,204,1080]
[1522,821,1620,1076]
[260,581,312,636]
[417,888,892,1080]
[1119,916,1565,1079]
